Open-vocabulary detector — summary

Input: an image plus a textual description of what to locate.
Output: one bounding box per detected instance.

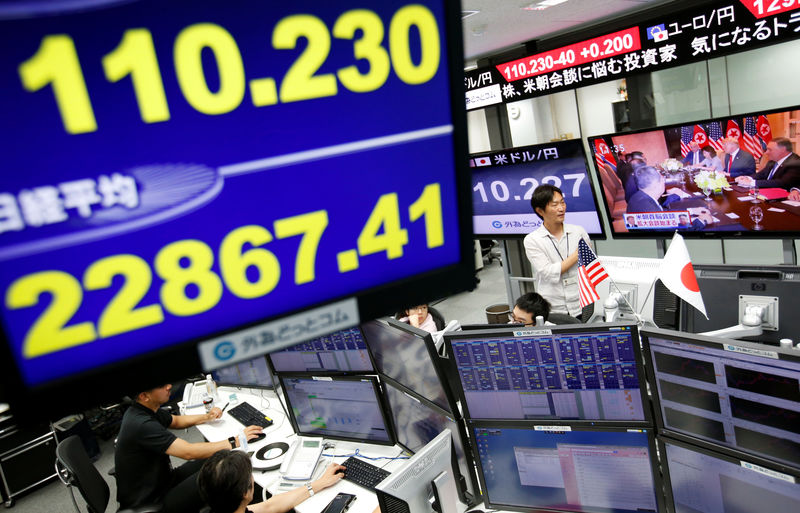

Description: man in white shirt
[523,184,590,319]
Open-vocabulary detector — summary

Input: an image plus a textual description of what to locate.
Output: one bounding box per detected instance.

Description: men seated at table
[734,137,800,190]
[626,166,713,229]
[681,141,703,167]
[722,137,756,177]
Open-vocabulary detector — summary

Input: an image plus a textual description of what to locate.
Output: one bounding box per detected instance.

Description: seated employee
[734,138,800,190]
[197,449,348,513]
[115,383,264,512]
[626,166,713,229]
[394,304,445,332]
[511,292,551,327]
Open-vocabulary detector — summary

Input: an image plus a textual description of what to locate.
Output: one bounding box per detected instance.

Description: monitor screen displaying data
[469,139,605,238]
[267,327,372,374]
[661,437,800,513]
[446,325,647,422]
[362,319,453,413]
[471,422,659,513]
[280,375,392,444]
[643,329,800,469]
[211,356,273,388]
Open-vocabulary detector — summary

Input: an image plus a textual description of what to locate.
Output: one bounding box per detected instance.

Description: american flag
[707,122,724,153]
[577,239,609,308]
[680,125,693,157]
[743,116,765,159]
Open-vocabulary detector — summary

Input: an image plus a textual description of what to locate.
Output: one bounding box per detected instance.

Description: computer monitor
[680,264,800,345]
[585,255,680,330]
[361,318,456,414]
[267,327,372,374]
[211,355,274,389]
[279,375,393,445]
[642,327,800,469]
[375,428,459,513]
[381,378,477,504]
[459,323,525,330]
[444,323,651,424]
[469,421,662,513]
[659,436,800,513]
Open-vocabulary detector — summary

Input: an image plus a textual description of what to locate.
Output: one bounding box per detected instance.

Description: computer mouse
[249,433,267,443]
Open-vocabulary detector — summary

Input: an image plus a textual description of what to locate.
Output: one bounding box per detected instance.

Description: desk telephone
[279,437,324,480]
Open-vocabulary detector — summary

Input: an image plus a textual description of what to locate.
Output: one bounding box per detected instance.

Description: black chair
[55,435,160,513]
[548,312,583,325]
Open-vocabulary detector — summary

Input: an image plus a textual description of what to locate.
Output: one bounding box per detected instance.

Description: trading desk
[187,385,460,513]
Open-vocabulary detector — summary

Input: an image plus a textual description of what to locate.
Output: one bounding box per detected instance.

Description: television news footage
[361,318,455,413]
[211,355,274,389]
[469,139,605,238]
[279,375,393,445]
[445,324,650,423]
[642,328,800,470]
[660,436,800,513]
[589,106,800,237]
[470,421,661,513]
[267,327,372,374]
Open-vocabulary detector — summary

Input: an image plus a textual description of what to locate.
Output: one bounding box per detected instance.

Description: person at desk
[734,138,800,190]
[394,304,445,333]
[115,383,264,512]
[197,450,349,513]
[523,184,590,319]
[511,292,551,327]
[722,137,756,177]
[626,166,713,229]
[681,141,703,167]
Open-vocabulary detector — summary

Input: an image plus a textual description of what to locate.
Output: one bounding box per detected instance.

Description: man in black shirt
[115,383,263,512]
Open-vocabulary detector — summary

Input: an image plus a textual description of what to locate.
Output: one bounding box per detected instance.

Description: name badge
[563,276,577,287]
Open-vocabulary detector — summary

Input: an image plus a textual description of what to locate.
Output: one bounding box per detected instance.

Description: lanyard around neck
[549,233,568,261]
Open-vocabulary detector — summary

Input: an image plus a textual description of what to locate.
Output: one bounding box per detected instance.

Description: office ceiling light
[462,10,480,20]
[522,0,569,9]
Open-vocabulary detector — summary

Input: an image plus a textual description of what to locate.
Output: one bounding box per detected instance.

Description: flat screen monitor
[361,318,455,414]
[382,378,477,504]
[211,356,274,389]
[659,436,800,513]
[642,327,800,469]
[444,324,650,424]
[469,139,605,238]
[0,0,475,421]
[470,421,662,513]
[376,428,458,513]
[588,106,800,238]
[279,375,393,445]
[680,264,800,345]
[267,327,372,374]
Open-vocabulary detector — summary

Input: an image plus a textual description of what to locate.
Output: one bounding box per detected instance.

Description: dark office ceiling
[461,0,678,62]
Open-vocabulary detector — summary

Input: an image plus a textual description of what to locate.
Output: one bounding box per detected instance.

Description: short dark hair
[773,137,793,153]
[198,450,252,513]
[530,184,563,219]
[701,145,715,154]
[514,293,551,322]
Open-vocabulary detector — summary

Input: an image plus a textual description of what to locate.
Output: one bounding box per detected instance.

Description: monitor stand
[430,470,458,513]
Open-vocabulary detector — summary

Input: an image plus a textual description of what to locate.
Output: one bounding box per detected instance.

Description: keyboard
[227,402,273,428]
[341,456,391,490]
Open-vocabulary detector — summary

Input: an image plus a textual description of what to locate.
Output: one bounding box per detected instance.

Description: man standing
[734,137,800,190]
[523,185,590,319]
[115,383,263,512]
[722,137,756,177]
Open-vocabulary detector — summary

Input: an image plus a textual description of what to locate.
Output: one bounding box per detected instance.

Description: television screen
[211,355,274,389]
[0,0,474,419]
[444,324,650,424]
[469,139,605,238]
[642,327,800,469]
[470,421,661,513]
[588,106,800,237]
[267,327,372,374]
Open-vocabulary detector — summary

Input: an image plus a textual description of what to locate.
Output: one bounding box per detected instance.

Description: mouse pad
[251,442,290,470]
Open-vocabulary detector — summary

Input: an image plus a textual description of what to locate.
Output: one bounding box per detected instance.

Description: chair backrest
[56,435,109,513]
[548,312,583,325]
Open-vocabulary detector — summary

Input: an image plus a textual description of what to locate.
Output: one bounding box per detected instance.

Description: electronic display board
[465,1,800,108]
[0,0,472,418]
[469,139,605,238]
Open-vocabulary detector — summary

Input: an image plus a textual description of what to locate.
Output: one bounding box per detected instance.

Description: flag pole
[637,276,658,317]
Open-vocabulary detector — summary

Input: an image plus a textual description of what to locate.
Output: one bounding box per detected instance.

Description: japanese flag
[475,156,491,167]
[657,232,707,319]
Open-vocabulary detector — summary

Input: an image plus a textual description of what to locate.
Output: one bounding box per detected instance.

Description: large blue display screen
[0,1,468,387]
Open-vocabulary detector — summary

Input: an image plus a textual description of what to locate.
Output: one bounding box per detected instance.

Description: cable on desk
[321,447,410,461]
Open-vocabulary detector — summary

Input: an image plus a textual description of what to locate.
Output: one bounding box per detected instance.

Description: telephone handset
[279,437,324,480]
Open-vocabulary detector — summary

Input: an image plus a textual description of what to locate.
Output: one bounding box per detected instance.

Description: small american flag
[680,125,693,157]
[707,122,724,153]
[577,239,608,308]
[743,116,764,159]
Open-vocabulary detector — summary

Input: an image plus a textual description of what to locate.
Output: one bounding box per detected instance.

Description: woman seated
[698,145,725,173]
[394,304,446,333]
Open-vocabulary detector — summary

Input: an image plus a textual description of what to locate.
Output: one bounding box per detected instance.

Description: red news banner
[739,0,800,19]
[497,27,641,82]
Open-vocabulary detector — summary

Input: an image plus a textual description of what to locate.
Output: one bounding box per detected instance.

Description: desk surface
[187,384,464,513]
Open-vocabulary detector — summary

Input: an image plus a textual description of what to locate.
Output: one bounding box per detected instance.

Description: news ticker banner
[469,139,604,236]
[465,0,800,109]
[0,0,469,386]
